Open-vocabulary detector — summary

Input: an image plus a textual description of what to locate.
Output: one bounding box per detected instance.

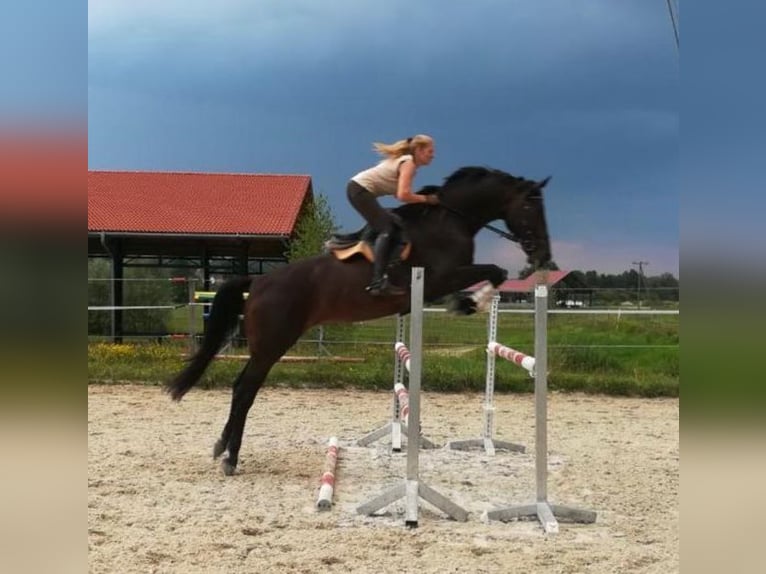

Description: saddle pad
[330,241,410,263]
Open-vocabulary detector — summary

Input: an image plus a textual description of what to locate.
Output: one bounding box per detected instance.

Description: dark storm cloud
[89,0,678,273]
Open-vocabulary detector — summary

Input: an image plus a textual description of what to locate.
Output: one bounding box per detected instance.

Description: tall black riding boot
[366,233,406,296]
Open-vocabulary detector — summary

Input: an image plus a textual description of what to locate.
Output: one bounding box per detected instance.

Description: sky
[0,1,86,124]
[87,0,679,277]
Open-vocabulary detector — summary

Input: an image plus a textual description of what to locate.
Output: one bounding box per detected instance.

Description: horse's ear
[537,176,552,189]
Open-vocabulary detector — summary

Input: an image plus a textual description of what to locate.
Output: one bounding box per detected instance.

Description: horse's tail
[165,276,253,401]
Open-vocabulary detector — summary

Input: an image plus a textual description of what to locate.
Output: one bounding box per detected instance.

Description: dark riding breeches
[346,181,396,235]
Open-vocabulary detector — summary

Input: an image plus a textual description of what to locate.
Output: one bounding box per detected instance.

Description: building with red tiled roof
[88,170,313,273]
[88,170,314,339]
[467,270,571,293]
[88,170,312,236]
[465,270,593,306]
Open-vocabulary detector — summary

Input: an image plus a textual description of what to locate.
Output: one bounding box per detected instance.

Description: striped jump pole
[357,267,468,527]
[393,382,410,427]
[486,282,596,534]
[316,437,339,510]
[449,295,526,455]
[394,341,412,435]
[488,342,536,376]
[357,317,436,452]
[394,342,411,372]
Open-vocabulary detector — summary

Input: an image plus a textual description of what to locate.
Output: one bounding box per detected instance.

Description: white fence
[87,278,679,354]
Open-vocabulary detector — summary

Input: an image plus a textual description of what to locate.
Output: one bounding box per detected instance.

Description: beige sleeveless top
[351,155,414,197]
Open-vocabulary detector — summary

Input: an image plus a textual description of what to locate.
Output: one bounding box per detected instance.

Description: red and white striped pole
[394,342,410,425]
[394,341,411,372]
[487,341,536,376]
[316,437,339,510]
[394,383,410,426]
[394,342,412,426]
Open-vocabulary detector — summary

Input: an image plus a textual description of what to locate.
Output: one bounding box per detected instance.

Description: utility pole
[632,261,649,309]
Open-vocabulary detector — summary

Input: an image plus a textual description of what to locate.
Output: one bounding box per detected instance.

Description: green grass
[89,310,679,398]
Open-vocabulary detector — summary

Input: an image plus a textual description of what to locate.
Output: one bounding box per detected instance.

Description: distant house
[465,270,593,306]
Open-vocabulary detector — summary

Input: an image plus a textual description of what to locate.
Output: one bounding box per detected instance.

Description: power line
[665,0,680,52]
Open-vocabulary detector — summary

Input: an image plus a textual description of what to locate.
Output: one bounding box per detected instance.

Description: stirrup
[366,275,406,297]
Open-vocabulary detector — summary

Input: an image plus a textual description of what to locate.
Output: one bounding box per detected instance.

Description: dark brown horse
[166,166,552,475]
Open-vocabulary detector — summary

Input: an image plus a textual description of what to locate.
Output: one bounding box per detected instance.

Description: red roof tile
[467,270,571,293]
[88,171,312,235]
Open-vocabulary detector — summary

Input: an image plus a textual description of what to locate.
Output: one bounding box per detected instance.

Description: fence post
[187,278,196,355]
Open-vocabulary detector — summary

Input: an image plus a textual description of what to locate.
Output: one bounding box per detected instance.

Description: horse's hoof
[221,459,237,476]
[213,439,226,459]
[476,300,492,313]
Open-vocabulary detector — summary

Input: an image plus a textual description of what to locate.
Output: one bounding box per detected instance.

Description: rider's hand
[425,194,439,205]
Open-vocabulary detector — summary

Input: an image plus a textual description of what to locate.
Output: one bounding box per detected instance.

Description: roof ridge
[89,169,311,178]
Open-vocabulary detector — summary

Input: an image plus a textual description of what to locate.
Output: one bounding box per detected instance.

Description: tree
[286,192,338,262]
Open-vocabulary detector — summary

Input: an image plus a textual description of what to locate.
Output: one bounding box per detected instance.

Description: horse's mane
[418,185,441,195]
[392,199,429,221]
[443,166,528,187]
[392,166,541,222]
[389,185,439,220]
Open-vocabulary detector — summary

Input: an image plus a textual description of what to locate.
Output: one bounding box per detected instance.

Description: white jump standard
[449,295,526,455]
[316,437,339,510]
[486,284,596,533]
[357,316,436,452]
[357,268,468,527]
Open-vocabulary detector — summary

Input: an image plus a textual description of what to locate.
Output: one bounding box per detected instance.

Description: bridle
[421,171,549,257]
[437,200,530,244]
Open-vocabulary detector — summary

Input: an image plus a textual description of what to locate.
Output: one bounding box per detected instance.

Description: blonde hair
[372,134,433,158]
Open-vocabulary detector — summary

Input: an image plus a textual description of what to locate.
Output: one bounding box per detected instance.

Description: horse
[165,166,552,475]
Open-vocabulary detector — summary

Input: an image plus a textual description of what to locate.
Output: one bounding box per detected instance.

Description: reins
[436,201,519,243]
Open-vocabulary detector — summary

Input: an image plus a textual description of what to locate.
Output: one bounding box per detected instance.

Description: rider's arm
[395,159,430,204]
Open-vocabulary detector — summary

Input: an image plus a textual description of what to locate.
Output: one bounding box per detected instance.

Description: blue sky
[88,1,679,276]
[0,1,86,124]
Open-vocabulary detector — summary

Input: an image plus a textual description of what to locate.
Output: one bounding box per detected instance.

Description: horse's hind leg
[213,358,251,460]
[216,324,303,475]
[217,357,276,475]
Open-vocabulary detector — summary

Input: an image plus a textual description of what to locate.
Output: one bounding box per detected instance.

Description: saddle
[325,216,411,264]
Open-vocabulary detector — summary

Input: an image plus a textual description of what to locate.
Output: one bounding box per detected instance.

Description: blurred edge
[0,125,85,411]
[682,255,766,425]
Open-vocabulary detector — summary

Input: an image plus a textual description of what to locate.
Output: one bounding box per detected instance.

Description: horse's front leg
[438,264,508,315]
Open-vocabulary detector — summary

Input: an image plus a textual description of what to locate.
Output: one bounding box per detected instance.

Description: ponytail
[372,134,433,158]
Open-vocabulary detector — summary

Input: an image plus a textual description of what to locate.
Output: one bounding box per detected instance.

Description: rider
[347,134,439,296]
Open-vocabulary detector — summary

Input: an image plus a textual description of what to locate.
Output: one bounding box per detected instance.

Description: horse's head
[441,167,553,269]
[503,176,552,268]
[409,167,552,269]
